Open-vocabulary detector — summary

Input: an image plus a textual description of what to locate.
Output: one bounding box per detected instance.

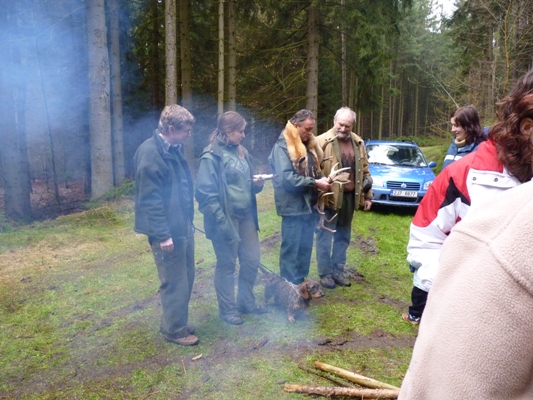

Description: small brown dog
[263,272,325,323]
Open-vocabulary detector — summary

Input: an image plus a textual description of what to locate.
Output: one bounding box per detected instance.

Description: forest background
[1,0,533,223]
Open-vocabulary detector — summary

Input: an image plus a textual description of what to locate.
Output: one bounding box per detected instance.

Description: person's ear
[520,118,533,144]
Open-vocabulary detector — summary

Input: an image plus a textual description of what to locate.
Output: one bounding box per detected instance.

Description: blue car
[365,140,437,207]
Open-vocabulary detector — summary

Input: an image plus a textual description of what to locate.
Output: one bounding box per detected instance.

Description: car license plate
[391,190,417,198]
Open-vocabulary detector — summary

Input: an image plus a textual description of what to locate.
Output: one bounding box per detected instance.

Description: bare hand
[363,199,372,211]
[315,177,332,192]
[160,237,174,252]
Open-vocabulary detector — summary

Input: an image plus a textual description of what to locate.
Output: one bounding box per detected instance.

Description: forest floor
[0,180,418,399]
[0,179,88,223]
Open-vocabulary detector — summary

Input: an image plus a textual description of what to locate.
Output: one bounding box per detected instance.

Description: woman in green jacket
[195,111,266,325]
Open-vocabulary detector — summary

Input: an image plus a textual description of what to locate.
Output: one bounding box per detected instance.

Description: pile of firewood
[284,361,400,399]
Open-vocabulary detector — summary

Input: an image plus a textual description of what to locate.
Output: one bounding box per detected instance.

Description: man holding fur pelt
[268,109,332,285]
[316,107,373,289]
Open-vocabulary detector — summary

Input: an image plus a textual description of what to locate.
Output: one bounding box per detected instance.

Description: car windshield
[366,144,428,167]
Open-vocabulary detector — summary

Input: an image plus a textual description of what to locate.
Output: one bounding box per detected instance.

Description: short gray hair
[290,109,315,125]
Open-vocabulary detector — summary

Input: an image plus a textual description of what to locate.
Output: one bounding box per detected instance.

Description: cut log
[313,361,400,390]
[284,384,399,399]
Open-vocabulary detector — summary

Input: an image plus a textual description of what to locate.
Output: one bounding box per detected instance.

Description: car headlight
[372,177,384,187]
[423,180,433,190]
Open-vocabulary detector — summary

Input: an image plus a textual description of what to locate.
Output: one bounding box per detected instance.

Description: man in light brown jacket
[315,107,373,289]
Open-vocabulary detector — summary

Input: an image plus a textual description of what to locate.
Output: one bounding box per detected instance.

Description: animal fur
[283,120,323,176]
[262,269,324,323]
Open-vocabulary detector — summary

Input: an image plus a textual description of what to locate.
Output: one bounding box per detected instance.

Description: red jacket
[407,140,520,291]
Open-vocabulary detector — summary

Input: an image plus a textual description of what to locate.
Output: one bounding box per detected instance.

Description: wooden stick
[298,364,352,387]
[284,384,399,399]
[314,361,400,390]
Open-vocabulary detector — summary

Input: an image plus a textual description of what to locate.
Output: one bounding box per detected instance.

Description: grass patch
[0,182,417,398]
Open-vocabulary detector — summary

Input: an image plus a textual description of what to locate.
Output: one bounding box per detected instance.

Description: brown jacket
[316,128,372,210]
[399,180,533,399]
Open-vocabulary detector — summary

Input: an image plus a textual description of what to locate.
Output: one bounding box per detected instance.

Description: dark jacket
[268,133,318,216]
[133,131,194,241]
[442,140,481,169]
[195,139,261,243]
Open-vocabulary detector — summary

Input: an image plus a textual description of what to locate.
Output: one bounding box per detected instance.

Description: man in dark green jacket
[133,104,198,346]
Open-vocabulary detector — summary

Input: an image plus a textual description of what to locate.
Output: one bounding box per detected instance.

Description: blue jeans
[279,213,317,284]
[211,209,260,318]
[151,224,195,339]
[316,192,355,277]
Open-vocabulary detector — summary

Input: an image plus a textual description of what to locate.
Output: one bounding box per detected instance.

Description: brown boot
[164,334,199,346]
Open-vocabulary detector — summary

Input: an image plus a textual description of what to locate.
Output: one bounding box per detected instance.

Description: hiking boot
[164,334,199,346]
[161,325,196,336]
[238,305,268,315]
[221,314,244,325]
[341,264,366,281]
[320,274,336,289]
[402,313,420,325]
[332,269,351,287]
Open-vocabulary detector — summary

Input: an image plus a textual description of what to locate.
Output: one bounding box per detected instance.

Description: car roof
[365,139,419,148]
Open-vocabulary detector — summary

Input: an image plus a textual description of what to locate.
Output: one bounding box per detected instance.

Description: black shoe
[332,270,351,287]
[239,305,268,314]
[320,274,336,289]
[342,265,366,281]
[221,314,244,325]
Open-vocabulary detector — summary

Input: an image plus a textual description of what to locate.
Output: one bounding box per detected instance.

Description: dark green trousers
[151,227,195,339]
[211,210,260,318]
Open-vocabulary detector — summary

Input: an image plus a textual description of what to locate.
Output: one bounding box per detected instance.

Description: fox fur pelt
[283,120,323,176]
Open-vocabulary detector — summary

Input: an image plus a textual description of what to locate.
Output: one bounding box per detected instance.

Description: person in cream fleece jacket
[399,179,533,399]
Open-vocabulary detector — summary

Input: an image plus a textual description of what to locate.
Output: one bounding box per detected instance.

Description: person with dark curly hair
[402,68,533,325]
[442,106,487,169]
[399,99,533,399]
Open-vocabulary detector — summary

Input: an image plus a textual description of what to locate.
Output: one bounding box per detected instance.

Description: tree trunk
[398,75,404,137]
[109,0,125,186]
[0,3,33,221]
[34,28,60,203]
[379,84,384,140]
[348,70,355,110]
[165,0,178,104]
[341,0,347,106]
[414,81,419,136]
[306,3,319,126]
[179,0,193,110]
[227,0,236,111]
[178,0,195,174]
[150,0,163,108]
[87,0,113,199]
[217,0,225,118]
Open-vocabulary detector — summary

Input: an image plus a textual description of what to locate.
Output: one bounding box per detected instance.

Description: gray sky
[435,0,457,17]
